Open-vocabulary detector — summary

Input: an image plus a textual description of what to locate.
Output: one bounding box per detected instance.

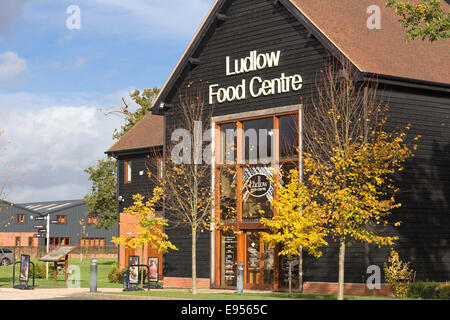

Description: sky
[0,0,213,203]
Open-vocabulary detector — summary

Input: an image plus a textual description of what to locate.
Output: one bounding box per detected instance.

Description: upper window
[125,161,132,184]
[88,216,98,225]
[56,215,67,224]
[243,118,273,164]
[16,214,25,224]
[157,158,164,180]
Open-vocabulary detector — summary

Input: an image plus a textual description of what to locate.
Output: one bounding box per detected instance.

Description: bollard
[237,262,244,294]
[90,259,97,293]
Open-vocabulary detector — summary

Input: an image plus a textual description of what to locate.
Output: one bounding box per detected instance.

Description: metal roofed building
[0,199,118,248]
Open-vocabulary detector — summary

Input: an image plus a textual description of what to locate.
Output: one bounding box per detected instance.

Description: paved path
[0,287,269,300]
[0,288,182,300]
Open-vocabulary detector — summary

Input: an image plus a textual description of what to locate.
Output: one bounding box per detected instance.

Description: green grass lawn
[0,258,123,289]
[100,290,406,300]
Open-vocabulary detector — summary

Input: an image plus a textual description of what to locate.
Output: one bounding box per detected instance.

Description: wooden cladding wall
[117,154,162,211]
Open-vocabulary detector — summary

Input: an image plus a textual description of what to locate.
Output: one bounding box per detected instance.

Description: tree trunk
[288,259,292,295]
[141,246,145,288]
[337,238,346,300]
[192,227,197,295]
[299,248,303,293]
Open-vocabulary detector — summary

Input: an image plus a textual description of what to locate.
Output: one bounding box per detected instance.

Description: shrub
[439,283,450,300]
[108,262,148,284]
[384,250,414,298]
[408,282,438,299]
[108,262,119,283]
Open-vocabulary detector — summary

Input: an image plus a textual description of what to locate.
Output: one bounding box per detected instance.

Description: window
[16,214,25,224]
[88,216,98,225]
[28,237,34,247]
[157,158,164,180]
[15,237,21,246]
[125,161,132,184]
[216,112,300,223]
[81,238,105,247]
[56,215,67,224]
[47,237,70,246]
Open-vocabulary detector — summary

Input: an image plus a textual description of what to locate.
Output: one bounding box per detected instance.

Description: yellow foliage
[112,189,177,253]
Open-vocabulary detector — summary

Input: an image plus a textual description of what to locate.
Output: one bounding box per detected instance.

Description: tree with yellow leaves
[261,167,328,294]
[263,58,418,300]
[112,188,177,286]
[304,58,418,300]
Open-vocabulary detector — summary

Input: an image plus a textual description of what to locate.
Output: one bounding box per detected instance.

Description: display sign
[209,50,303,105]
[50,220,59,224]
[33,225,45,229]
[128,256,139,285]
[242,166,275,201]
[38,229,47,234]
[39,246,79,262]
[34,216,46,221]
[224,236,237,284]
[148,257,159,283]
[19,255,30,282]
[33,234,45,238]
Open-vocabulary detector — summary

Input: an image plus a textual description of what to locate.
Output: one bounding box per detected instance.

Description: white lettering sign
[209,50,303,105]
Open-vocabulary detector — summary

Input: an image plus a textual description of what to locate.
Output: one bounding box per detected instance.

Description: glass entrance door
[245,232,274,289]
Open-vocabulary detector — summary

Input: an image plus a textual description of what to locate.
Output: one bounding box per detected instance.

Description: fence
[4,246,118,260]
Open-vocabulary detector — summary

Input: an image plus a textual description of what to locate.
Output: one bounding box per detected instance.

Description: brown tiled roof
[290,0,449,84]
[106,113,163,154]
[150,0,449,113]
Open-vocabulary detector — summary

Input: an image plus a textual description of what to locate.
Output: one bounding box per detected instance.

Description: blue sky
[0,0,213,202]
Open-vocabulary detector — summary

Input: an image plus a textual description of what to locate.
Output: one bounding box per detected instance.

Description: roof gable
[151,0,449,113]
[106,113,164,155]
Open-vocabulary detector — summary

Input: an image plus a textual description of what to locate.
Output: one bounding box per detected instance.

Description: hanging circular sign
[246,173,271,198]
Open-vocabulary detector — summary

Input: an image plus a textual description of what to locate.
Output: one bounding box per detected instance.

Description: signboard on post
[148,257,159,283]
[33,234,45,239]
[34,216,46,221]
[128,256,139,285]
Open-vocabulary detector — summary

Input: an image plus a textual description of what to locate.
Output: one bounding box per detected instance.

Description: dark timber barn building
[107,0,449,295]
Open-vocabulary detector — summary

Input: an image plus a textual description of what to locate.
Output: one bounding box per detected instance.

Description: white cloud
[0,51,28,82]
[0,91,131,203]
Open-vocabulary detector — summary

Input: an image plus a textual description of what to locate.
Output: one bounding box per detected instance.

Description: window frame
[56,215,67,224]
[215,111,300,225]
[16,214,25,224]
[125,161,132,184]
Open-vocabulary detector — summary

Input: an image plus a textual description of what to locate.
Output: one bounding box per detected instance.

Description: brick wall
[164,277,211,289]
[0,232,37,247]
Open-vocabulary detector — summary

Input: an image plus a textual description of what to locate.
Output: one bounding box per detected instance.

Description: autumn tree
[84,88,160,229]
[112,189,177,285]
[261,59,417,300]
[261,167,328,294]
[155,84,213,294]
[386,0,450,42]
